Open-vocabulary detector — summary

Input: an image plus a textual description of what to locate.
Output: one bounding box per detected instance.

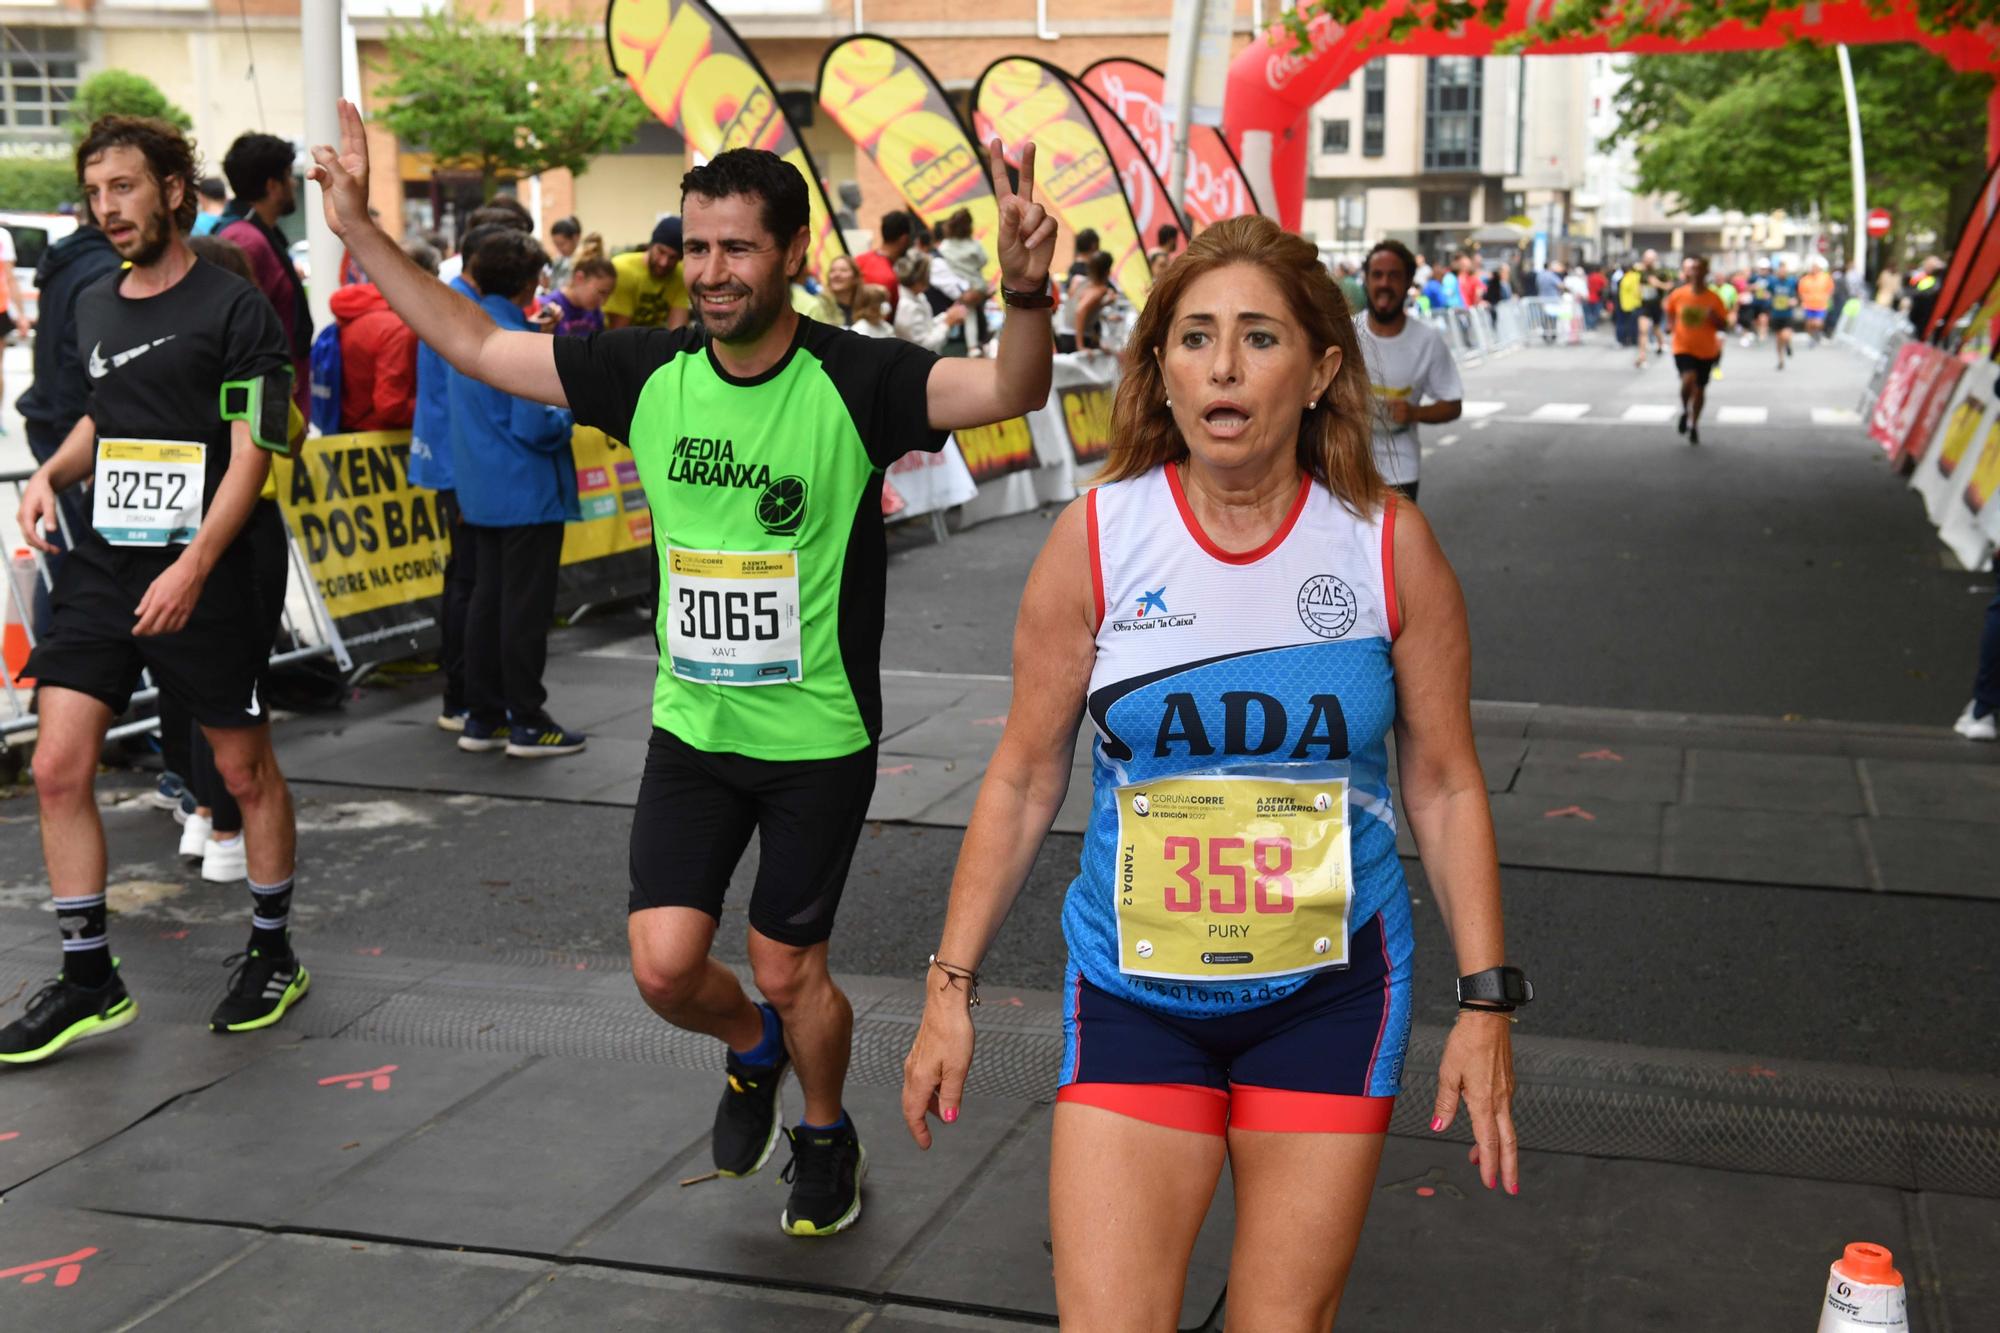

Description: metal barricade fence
[1,467,352,749]
[1418,297,1567,373]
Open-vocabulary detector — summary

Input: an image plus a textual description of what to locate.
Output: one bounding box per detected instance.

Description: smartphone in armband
[220,370,295,455]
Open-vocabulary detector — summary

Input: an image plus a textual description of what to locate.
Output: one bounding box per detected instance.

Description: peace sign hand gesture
[308,98,375,242]
[989,139,1058,294]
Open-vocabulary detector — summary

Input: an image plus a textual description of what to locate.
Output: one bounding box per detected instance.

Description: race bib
[1115,772,1353,982]
[92,439,205,546]
[665,548,803,686]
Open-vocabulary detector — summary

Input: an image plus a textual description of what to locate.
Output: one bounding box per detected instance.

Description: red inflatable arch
[1225,1,2000,232]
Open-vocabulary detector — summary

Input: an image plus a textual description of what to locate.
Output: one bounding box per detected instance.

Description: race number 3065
[665,547,804,686]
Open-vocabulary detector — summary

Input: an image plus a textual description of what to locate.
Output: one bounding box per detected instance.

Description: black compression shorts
[628,727,879,946]
[25,523,275,729]
[1674,353,1719,386]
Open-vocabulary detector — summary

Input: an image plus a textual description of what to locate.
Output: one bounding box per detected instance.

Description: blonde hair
[855,282,891,324]
[1102,215,1385,518]
[574,231,606,265]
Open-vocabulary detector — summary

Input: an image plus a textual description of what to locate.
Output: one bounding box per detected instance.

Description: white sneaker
[1953,701,1997,741]
[179,812,213,861]
[202,834,248,882]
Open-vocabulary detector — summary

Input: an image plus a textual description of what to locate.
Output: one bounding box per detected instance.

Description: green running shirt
[555,318,944,760]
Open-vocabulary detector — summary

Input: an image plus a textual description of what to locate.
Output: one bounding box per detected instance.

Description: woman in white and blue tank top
[902,215,1522,1329]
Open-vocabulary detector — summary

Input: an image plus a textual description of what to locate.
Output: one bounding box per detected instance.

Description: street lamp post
[1836,44,1869,283]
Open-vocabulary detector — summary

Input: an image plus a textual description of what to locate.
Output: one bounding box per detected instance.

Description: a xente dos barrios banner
[607,0,848,283]
[818,36,1001,289]
[275,429,653,659]
[1080,58,1261,228]
[1068,75,1180,247]
[973,57,1152,308]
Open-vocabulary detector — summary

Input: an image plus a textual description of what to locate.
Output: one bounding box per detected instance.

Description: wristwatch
[1000,281,1054,310]
[1456,966,1534,1012]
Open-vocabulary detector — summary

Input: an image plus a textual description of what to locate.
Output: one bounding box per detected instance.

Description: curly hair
[1101,214,1385,518]
[75,115,200,233]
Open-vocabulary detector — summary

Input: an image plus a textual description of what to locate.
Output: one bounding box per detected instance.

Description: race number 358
[1160,836,1296,914]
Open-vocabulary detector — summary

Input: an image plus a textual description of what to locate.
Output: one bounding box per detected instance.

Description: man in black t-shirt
[1,116,310,1066]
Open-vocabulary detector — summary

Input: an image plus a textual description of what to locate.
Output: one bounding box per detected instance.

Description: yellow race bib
[1115,773,1353,982]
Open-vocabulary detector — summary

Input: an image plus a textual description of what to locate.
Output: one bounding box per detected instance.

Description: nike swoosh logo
[87,335,177,379]
[246,683,261,719]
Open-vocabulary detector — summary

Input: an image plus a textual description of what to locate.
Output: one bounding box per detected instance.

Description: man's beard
[118,205,175,267]
[1368,292,1401,320]
[697,280,785,344]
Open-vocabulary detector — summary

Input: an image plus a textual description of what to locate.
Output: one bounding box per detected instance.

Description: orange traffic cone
[1816,1242,1907,1332]
[3,548,37,690]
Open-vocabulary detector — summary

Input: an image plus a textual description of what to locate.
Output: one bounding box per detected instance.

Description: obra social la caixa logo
[1110,585,1198,633]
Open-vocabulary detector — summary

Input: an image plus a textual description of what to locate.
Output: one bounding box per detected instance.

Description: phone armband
[220,370,295,455]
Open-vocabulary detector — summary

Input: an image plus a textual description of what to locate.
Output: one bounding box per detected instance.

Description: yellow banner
[1058,381,1114,466]
[973,56,1151,309]
[274,431,450,621]
[608,0,849,286]
[563,426,654,564]
[953,416,1038,484]
[819,37,1001,289]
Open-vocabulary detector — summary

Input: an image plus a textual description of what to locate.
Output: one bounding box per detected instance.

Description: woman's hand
[1430,1008,1519,1193]
[901,977,976,1150]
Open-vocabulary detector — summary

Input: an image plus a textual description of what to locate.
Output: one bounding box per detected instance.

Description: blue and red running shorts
[1058,913,1407,1136]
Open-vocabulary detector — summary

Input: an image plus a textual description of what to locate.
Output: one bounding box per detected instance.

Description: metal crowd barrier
[1,467,352,749]
[1415,295,1576,371]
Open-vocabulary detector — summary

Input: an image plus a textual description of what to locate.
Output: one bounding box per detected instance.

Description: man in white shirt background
[1355,239,1463,504]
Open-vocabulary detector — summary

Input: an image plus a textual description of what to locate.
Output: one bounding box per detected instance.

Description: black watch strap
[1456,966,1533,1008]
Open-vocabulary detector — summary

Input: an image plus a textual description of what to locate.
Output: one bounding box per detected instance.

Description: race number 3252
[92,438,206,547]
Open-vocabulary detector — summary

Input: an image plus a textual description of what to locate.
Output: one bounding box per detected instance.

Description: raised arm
[926,141,1059,432]
[309,99,567,408]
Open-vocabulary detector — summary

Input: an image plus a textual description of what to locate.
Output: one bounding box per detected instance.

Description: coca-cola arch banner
[1080,57,1261,228]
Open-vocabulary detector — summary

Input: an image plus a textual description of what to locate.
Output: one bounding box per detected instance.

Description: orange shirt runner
[1664,284,1731,360]
[1798,270,1835,312]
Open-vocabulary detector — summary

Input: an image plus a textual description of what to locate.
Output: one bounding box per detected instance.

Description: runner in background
[1635,248,1669,368]
[1664,255,1732,447]
[1769,258,1799,370]
[309,99,1059,1236]
[1741,258,1772,348]
[1355,240,1462,505]
[1798,256,1835,347]
[3,116,308,1064]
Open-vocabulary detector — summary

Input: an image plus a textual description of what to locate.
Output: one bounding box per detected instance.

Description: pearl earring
[1164,396,1172,407]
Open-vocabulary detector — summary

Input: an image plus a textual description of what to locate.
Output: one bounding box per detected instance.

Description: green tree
[1606,45,1988,260]
[373,5,645,197]
[66,70,193,141]
[1293,0,2000,48]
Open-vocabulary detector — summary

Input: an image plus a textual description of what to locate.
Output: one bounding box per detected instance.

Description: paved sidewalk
[6,630,1999,1329]
[273,643,2000,900]
[3,912,1996,1331]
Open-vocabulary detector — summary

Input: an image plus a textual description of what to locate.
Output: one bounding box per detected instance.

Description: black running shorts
[1673,353,1718,387]
[1641,298,1665,325]
[628,727,879,946]
[26,533,270,729]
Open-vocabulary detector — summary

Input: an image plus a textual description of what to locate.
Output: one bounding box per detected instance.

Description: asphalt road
[886,337,1989,727]
[4,326,1995,1083]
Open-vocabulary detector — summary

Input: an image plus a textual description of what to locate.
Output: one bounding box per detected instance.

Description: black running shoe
[713,1047,790,1176]
[780,1119,866,1236]
[0,966,138,1064]
[1677,409,1688,435]
[1688,426,1701,447]
[209,946,310,1033]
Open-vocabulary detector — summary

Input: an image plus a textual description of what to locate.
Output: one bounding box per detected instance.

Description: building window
[1361,61,1386,158]
[1,28,81,138]
[1501,191,1526,219]
[1335,193,1366,243]
[1423,56,1482,171]
[1420,192,1473,225]
[1320,119,1350,155]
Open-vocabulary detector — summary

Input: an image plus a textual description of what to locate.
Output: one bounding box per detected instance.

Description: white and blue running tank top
[1064,464,1415,1017]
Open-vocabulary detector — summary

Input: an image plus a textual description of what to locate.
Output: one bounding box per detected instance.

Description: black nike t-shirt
[73,258,290,567]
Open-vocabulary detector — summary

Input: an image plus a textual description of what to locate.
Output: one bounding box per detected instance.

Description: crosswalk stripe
[1529,402,1591,420]
[1621,404,1679,423]
[1460,400,1506,419]
[1811,407,1860,426]
[1716,406,1768,424]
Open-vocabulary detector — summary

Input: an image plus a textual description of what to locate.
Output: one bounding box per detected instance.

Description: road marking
[1461,400,1506,419]
[1716,406,1768,425]
[1621,404,1678,423]
[1811,407,1860,426]
[1530,402,1591,421]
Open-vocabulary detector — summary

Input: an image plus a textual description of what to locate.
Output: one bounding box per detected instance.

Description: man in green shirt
[311,99,1057,1236]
